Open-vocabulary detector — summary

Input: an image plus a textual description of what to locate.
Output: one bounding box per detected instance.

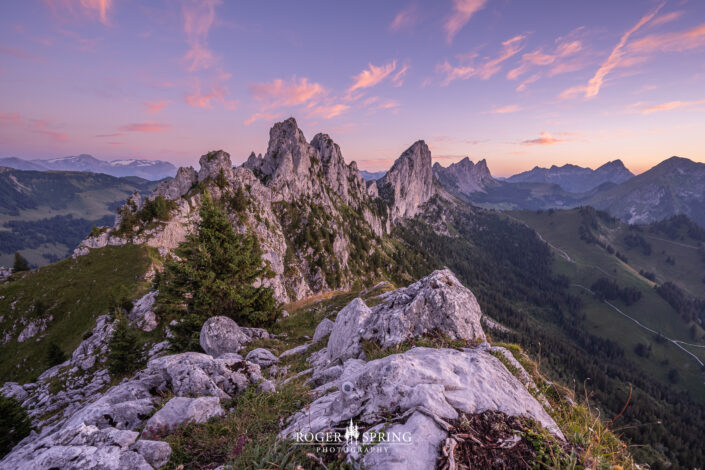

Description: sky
[1,0,704,176]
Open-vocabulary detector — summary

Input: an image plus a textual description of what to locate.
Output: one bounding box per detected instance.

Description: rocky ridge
[433,157,500,195]
[2,268,567,469]
[73,118,446,303]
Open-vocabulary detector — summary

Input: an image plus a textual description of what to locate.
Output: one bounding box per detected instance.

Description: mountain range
[0,154,177,180]
[506,160,634,192]
[2,117,705,468]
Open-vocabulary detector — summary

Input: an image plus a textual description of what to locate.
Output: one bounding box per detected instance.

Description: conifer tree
[107,314,140,376]
[13,252,29,272]
[46,342,67,367]
[158,190,276,351]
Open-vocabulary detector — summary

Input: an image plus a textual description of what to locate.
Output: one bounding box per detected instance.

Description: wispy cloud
[1,112,68,142]
[251,76,325,106]
[392,64,410,87]
[390,4,419,32]
[489,104,521,114]
[507,30,585,86]
[437,35,525,85]
[521,131,567,146]
[120,122,170,133]
[584,1,665,98]
[182,0,220,72]
[632,98,705,114]
[143,100,171,114]
[444,0,488,44]
[45,0,113,25]
[628,22,705,54]
[185,78,237,109]
[348,60,397,93]
[306,103,350,119]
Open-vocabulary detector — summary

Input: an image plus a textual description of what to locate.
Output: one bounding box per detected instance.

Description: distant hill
[359,169,386,181]
[507,160,633,193]
[586,157,705,228]
[0,167,160,266]
[0,154,177,180]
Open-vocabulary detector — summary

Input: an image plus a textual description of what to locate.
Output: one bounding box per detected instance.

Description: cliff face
[376,140,436,222]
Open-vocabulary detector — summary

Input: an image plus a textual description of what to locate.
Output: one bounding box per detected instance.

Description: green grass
[0,244,158,383]
[509,209,705,400]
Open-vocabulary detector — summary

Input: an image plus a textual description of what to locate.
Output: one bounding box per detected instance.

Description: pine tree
[107,314,140,376]
[158,191,276,351]
[46,342,67,367]
[13,252,29,272]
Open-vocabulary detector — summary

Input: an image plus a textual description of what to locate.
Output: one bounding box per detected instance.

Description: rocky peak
[377,140,435,222]
[433,156,498,195]
[198,150,233,183]
[153,166,198,200]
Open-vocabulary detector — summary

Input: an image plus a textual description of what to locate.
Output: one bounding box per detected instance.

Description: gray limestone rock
[199,316,249,357]
[143,396,224,437]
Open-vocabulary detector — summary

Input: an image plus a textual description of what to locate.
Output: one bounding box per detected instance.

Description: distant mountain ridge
[507,160,634,193]
[0,154,177,180]
[586,156,705,228]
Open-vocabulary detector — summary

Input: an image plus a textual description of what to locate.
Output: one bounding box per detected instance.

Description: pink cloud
[348,61,397,93]
[185,79,237,109]
[521,131,565,146]
[143,100,171,114]
[45,0,113,25]
[629,22,705,54]
[507,30,586,88]
[182,0,220,72]
[251,76,325,106]
[437,35,526,85]
[119,122,170,133]
[489,104,521,114]
[392,64,410,87]
[307,103,350,119]
[244,111,282,126]
[585,2,665,98]
[1,113,68,142]
[436,61,474,85]
[638,99,705,114]
[559,84,588,100]
[444,0,488,44]
[390,5,419,32]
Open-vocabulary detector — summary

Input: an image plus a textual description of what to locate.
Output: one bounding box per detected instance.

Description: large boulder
[282,347,563,469]
[312,317,335,344]
[143,397,224,438]
[129,440,172,468]
[325,269,485,362]
[200,316,249,357]
[245,348,279,367]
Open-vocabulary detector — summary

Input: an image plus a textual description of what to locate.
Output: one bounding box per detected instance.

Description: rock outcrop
[433,157,499,195]
[280,269,563,469]
[152,166,197,201]
[1,326,271,469]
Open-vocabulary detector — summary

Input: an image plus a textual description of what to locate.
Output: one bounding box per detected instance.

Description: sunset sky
[1,0,704,176]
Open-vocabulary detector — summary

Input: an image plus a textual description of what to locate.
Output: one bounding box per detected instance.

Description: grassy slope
[0,245,158,383]
[509,209,705,400]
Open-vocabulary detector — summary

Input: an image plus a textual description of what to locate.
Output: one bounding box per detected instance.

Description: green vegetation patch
[0,244,157,383]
